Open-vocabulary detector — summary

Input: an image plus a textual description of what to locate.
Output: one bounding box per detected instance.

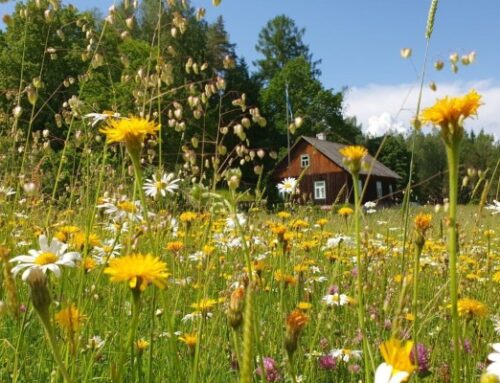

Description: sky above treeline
[1,0,499,138]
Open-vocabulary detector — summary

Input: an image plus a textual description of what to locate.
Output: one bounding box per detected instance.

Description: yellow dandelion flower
[100,117,159,153]
[456,298,488,318]
[55,304,85,333]
[136,338,150,351]
[297,302,312,311]
[180,211,197,224]
[83,257,96,272]
[420,90,481,129]
[316,218,328,227]
[104,253,170,291]
[277,211,291,219]
[338,207,354,217]
[191,298,217,313]
[339,145,368,175]
[179,333,198,348]
[339,145,368,162]
[166,241,184,252]
[414,213,432,233]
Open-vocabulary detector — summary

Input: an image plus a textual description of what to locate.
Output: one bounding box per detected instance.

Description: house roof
[277,136,402,179]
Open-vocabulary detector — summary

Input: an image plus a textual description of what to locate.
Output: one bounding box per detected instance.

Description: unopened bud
[400,48,412,59]
[434,60,444,71]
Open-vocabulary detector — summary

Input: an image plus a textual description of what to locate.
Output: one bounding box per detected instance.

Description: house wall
[273,139,400,205]
[273,140,343,179]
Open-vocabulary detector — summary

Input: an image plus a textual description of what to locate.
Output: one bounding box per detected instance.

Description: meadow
[0,190,499,382]
[1,0,500,382]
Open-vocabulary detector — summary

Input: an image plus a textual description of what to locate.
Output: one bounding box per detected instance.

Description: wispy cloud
[344,80,500,140]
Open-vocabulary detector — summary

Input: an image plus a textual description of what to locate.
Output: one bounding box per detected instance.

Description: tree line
[0,0,498,202]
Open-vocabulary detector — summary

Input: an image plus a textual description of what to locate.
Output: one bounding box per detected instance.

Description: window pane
[314,181,326,200]
[376,181,383,198]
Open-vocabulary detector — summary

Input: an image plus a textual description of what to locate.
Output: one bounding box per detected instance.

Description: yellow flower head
[297,301,312,311]
[180,211,197,224]
[100,117,159,153]
[456,298,488,318]
[420,90,482,143]
[166,241,184,252]
[339,145,368,175]
[414,213,432,233]
[55,304,85,333]
[191,298,217,313]
[338,207,354,217]
[286,309,309,337]
[136,339,150,351]
[104,253,170,292]
[379,338,416,376]
[179,333,198,348]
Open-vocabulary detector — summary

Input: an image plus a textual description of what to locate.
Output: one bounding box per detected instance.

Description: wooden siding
[273,139,400,205]
[273,140,343,179]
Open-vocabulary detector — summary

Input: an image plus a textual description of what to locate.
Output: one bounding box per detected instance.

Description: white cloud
[366,112,407,137]
[344,79,500,140]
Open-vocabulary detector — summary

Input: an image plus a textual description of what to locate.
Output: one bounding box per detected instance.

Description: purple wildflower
[319,354,337,370]
[410,343,431,376]
[256,357,282,382]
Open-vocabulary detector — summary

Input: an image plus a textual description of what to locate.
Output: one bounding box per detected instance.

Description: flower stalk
[446,140,461,382]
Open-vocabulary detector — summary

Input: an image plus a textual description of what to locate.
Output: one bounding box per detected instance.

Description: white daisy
[0,186,15,198]
[98,199,143,222]
[486,200,500,215]
[143,172,180,199]
[487,343,500,377]
[322,293,351,306]
[93,239,122,263]
[330,348,362,362]
[83,111,121,127]
[10,235,80,281]
[277,177,298,195]
[225,213,246,231]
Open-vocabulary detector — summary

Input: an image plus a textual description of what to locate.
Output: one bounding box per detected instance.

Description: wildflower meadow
[0,1,499,383]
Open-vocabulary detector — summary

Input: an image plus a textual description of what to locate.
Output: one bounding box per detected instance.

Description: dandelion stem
[352,174,373,382]
[446,142,461,382]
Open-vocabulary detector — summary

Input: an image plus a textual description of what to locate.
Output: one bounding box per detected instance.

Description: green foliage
[254,14,320,84]
[260,57,358,147]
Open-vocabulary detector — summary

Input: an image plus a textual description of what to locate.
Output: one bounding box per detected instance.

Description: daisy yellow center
[35,252,58,265]
[117,201,136,213]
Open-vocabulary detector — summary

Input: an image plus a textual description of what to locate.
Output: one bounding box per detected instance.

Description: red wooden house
[272,134,401,204]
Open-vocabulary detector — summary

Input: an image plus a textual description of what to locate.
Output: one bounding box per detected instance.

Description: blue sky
[2,0,499,136]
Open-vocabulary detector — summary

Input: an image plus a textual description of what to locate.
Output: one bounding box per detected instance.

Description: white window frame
[300,154,310,168]
[376,181,383,198]
[314,180,326,200]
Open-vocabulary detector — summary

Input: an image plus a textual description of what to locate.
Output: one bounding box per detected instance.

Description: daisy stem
[352,173,373,383]
[36,305,74,383]
[445,142,461,383]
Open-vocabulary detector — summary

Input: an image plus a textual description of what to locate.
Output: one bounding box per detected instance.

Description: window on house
[388,183,394,196]
[376,181,383,198]
[314,181,326,200]
[300,154,310,168]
